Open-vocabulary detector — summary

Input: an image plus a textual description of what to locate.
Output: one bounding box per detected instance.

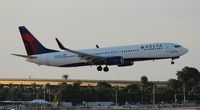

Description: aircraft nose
[183,48,189,54]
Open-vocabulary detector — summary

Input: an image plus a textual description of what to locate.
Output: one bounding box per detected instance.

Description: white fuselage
[27,42,188,67]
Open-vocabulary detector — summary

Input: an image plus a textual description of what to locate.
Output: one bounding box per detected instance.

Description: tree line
[0,66,199,105]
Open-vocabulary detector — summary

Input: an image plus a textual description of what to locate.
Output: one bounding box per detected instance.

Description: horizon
[0,0,199,81]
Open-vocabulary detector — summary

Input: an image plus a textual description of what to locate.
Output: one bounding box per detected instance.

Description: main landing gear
[97,66,102,71]
[97,65,109,72]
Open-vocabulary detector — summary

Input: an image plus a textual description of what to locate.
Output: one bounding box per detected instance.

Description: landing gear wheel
[97,66,102,71]
[171,60,175,65]
[103,66,109,72]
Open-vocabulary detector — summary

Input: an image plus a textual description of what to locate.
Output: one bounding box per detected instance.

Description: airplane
[12,26,189,72]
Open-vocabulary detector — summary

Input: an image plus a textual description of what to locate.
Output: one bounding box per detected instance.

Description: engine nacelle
[118,60,133,67]
[106,56,124,65]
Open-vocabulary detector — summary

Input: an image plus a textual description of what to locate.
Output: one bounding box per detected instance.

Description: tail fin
[18,26,57,55]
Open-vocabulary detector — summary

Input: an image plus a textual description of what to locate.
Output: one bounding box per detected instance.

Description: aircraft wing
[55,38,106,64]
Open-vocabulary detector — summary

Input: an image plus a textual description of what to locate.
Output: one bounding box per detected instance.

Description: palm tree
[31,83,37,99]
[141,75,148,85]
[140,75,148,104]
[62,74,69,80]
[45,83,52,102]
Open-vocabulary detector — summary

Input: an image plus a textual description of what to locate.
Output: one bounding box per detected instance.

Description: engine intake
[106,56,124,65]
[118,60,133,67]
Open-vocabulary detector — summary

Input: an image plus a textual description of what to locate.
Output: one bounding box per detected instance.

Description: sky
[0,0,199,81]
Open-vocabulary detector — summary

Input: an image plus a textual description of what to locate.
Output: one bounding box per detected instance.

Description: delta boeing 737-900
[12,26,188,72]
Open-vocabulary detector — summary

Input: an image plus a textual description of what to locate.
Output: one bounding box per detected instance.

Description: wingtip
[11,53,16,56]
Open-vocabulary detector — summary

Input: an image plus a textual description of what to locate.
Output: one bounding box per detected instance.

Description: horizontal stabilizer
[11,54,37,59]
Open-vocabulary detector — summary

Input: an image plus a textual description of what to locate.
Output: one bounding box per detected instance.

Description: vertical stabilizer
[18,26,57,55]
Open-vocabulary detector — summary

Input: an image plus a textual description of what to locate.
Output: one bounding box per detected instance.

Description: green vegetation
[0,66,199,105]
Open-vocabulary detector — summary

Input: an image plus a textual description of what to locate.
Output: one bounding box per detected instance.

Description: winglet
[96,44,100,48]
[55,38,106,61]
[55,38,68,50]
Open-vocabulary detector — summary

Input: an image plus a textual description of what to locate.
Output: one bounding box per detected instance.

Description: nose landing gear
[171,61,175,64]
[171,59,175,65]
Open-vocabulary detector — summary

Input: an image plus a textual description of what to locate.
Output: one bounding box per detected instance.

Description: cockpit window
[174,45,181,48]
